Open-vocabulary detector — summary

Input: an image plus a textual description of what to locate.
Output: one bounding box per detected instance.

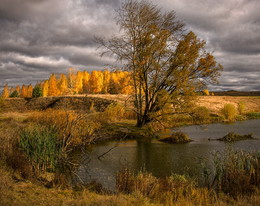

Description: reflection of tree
[133,140,211,177]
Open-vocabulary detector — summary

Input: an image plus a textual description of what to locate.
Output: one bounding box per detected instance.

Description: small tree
[32,86,43,98]
[10,90,19,98]
[20,85,28,98]
[1,84,9,98]
[203,89,210,96]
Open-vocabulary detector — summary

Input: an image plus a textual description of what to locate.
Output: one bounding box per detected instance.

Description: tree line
[1,69,133,98]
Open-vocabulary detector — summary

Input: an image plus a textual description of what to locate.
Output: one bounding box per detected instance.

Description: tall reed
[212,148,259,197]
[20,124,61,173]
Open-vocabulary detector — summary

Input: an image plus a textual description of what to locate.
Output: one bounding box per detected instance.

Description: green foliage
[221,104,237,121]
[9,90,19,98]
[32,86,43,98]
[246,112,260,119]
[20,125,62,173]
[212,149,259,197]
[192,106,210,123]
[237,101,246,115]
[103,102,126,122]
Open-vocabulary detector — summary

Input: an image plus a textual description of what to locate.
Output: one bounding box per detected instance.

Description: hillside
[2,96,114,112]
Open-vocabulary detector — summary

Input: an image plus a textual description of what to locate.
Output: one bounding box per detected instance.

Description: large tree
[97,0,223,127]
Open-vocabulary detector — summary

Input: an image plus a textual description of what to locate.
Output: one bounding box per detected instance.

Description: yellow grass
[197,96,260,113]
[0,167,259,206]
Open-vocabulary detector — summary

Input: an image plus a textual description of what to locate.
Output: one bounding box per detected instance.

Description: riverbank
[0,101,260,205]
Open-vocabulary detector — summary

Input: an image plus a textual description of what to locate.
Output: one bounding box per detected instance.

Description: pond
[75,119,260,190]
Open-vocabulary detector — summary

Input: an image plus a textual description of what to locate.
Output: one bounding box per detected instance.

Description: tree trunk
[135,112,151,128]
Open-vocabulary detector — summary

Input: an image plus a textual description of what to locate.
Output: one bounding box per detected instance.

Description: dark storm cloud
[0,0,259,91]
[158,0,260,91]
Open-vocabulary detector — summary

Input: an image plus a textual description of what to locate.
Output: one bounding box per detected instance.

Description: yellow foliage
[48,74,60,96]
[27,84,33,98]
[58,74,68,95]
[20,85,28,98]
[1,84,9,98]
[203,89,210,96]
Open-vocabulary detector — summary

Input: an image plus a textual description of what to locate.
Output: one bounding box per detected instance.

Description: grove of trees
[1,69,133,98]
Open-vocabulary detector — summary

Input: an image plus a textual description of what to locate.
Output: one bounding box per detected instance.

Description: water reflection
[76,119,260,190]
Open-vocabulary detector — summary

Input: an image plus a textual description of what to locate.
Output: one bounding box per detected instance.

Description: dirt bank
[2,96,114,112]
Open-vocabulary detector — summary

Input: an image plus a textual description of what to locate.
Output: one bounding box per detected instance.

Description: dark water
[75,119,260,189]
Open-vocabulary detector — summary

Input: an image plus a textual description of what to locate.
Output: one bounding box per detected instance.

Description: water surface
[76,119,260,189]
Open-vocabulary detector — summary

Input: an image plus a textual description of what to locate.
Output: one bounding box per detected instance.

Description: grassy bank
[0,108,260,205]
[0,95,260,205]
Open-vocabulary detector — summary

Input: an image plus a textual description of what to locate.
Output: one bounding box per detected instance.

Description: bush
[27,110,101,146]
[103,102,126,122]
[192,106,210,123]
[32,86,43,98]
[221,104,237,121]
[237,101,246,115]
[159,132,192,144]
[203,89,210,96]
[9,90,19,98]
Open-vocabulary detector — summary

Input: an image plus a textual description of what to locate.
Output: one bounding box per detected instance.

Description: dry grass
[1,166,259,206]
[0,113,260,206]
[197,96,260,113]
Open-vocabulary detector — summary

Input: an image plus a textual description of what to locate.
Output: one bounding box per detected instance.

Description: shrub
[159,132,192,144]
[192,106,210,123]
[20,125,61,173]
[237,101,246,115]
[27,110,101,146]
[32,86,43,98]
[103,102,126,122]
[217,132,253,142]
[9,90,19,98]
[221,104,237,121]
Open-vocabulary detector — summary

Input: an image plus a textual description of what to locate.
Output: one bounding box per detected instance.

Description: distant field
[1,94,260,114]
[197,96,260,113]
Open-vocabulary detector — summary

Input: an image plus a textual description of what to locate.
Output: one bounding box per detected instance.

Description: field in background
[1,94,260,114]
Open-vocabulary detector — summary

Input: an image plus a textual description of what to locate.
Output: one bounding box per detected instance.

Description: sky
[0,0,260,91]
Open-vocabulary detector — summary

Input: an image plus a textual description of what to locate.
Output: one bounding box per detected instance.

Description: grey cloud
[0,0,259,92]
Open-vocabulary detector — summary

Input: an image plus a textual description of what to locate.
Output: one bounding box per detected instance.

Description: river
[75,119,260,189]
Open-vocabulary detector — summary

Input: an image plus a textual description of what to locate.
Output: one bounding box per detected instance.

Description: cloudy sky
[0,0,259,91]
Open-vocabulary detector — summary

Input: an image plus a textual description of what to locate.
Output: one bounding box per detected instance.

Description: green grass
[20,125,61,173]
[246,112,260,119]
